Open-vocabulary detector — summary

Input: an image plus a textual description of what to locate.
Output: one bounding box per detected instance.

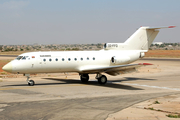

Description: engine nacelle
[111,56,130,65]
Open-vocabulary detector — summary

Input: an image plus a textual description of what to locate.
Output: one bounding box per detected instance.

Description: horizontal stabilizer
[146,26,176,30]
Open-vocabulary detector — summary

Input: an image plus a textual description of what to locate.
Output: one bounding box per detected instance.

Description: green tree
[159,44,165,48]
[0,45,3,50]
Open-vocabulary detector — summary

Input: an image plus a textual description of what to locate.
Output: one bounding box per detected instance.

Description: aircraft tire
[98,75,107,84]
[28,80,35,86]
[80,74,89,83]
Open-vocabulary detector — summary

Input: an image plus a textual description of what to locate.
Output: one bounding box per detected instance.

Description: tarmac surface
[0,58,180,120]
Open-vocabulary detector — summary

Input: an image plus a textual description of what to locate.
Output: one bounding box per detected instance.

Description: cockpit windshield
[16,56,23,60]
[16,56,29,60]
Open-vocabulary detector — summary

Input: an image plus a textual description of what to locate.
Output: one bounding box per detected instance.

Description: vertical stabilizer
[124,26,175,50]
[103,26,175,51]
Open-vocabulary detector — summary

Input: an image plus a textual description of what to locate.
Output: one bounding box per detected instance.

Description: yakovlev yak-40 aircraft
[3,26,175,86]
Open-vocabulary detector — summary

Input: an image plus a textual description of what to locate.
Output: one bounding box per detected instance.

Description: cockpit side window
[22,56,28,60]
[22,56,29,60]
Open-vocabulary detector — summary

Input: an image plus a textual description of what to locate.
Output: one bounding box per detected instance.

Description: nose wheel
[26,75,35,86]
[28,80,35,86]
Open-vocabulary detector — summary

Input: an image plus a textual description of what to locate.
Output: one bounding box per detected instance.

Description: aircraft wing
[79,63,153,76]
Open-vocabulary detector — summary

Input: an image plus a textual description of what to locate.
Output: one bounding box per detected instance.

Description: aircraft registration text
[40,55,51,57]
[108,44,118,47]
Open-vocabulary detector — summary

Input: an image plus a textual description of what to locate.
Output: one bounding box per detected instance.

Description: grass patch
[167,114,180,118]
[148,107,154,110]
[153,100,160,104]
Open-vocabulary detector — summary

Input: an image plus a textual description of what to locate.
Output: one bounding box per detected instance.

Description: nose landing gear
[25,74,35,86]
[28,79,35,86]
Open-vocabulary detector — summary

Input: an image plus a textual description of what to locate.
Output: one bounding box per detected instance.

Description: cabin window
[81,58,83,61]
[49,58,52,61]
[62,58,65,61]
[55,58,58,61]
[43,59,46,62]
[93,57,95,60]
[87,57,89,60]
[68,58,71,61]
[74,58,77,61]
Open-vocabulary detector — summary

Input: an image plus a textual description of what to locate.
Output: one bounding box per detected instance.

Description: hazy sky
[0,0,179,45]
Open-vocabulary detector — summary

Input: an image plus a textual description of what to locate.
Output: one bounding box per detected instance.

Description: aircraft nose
[2,62,12,72]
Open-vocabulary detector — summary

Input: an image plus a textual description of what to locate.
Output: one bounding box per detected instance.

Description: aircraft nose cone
[2,62,12,72]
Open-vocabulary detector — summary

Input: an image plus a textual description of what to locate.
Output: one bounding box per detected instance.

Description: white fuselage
[2,26,174,86]
[8,50,142,74]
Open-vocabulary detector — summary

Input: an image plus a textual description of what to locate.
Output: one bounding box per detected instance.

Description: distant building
[152,42,163,45]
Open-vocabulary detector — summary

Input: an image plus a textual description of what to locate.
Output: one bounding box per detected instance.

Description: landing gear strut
[80,74,89,83]
[96,74,107,84]
[25,74,35,86]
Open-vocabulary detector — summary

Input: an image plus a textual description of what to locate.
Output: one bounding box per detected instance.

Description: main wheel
[80,74,89,83]
[98,75,107,84]
[28,80,35,86]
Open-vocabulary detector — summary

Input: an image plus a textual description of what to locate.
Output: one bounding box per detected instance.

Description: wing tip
[139,63,153,65]
[168,26,176,28]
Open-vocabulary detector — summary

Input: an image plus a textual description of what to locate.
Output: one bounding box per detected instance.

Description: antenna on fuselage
[64,72,69,78]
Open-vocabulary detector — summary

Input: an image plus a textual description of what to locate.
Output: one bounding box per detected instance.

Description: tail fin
[124,26,175,50]
[104,26,175,51]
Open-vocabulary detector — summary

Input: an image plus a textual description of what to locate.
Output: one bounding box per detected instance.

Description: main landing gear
[96,74,107,84]
[80,73,107,84]
[25,74,35,86]
[80,74,89,83]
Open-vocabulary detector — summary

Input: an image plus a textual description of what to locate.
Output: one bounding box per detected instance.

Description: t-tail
[104,26,175,51]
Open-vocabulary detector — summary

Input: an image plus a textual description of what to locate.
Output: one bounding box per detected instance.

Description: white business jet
[2,26,175,86]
